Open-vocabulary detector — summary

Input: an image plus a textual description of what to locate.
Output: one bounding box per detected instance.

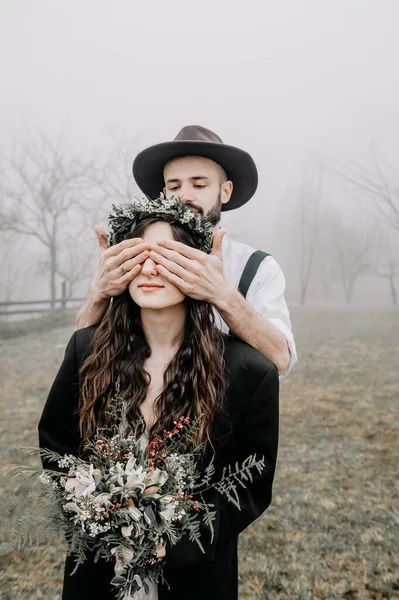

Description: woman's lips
[138,284,164,292]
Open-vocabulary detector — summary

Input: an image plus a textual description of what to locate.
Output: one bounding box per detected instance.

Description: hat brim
[132,141,258,212]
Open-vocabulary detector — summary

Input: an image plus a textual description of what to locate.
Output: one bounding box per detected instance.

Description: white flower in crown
[122,206,133,217]
[181,212,195,223]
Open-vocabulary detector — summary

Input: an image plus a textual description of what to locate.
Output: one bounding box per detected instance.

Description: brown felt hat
[132,125,258,211]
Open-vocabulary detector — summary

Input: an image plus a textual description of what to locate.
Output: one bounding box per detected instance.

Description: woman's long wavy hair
[79,215,226,449]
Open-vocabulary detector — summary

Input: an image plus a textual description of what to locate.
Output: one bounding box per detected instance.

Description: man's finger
[156,265,187,291]
[149,251,190,280]
[105,237,146,258]
[157,239,203,260]
[211,228,226,259]
[106,242,149,267]
[118,264,142,285]
[117,249,150,271]
[94,224,109,252]
[149,247,192,271]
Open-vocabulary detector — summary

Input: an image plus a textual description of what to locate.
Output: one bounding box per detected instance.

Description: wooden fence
[0,282,85,317]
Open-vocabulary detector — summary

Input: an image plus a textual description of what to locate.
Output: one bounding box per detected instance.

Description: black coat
[38,326,279,600]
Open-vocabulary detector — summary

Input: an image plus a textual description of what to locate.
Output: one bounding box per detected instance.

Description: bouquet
[1,386,265,599]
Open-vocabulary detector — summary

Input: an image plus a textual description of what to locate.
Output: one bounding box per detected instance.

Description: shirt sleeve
[246,256,297,379]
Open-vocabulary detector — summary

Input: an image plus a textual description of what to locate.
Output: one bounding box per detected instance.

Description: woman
[38,196,279,600]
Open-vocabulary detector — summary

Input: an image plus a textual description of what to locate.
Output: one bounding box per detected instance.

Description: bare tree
[0,134,96,307]
[0,234,37,317]
[0,237,22,304]
[297,161,324,305]
[330,215,374,303]
[374,229,399,306]
[330,147,399,232]
[96,134,143,207]
[55,233,97,299]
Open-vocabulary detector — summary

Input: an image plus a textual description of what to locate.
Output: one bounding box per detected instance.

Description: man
[76,125,296,377]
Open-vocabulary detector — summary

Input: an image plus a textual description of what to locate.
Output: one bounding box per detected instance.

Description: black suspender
[228,250,270,336]
[237,250,270,299]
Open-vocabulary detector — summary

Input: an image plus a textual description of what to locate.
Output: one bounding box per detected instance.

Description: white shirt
[215,234,297,379]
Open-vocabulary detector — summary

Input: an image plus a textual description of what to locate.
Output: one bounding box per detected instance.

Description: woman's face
[128,221,186,309]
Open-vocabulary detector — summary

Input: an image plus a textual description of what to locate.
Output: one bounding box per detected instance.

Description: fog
[1,0,399,307]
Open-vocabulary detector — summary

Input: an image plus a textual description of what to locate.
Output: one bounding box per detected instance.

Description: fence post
[61,281,67,309]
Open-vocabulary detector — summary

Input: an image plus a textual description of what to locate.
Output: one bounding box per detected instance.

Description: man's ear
[221,180,233,205]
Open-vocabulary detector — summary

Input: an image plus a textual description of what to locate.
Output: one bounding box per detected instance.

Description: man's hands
[148,228,229,305]
[90,225,228,305]
[89,225,150,302]
[75,225,228,330]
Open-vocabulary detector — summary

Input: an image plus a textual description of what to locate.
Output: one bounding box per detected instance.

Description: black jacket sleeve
[38,331,81,471]
[164,361,279,570]
[215,362,279,547]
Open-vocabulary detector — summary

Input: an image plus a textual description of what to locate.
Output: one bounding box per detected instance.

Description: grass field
[0,306,398,599]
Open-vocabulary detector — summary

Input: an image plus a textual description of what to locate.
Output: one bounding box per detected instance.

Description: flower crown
[107,194,214,253]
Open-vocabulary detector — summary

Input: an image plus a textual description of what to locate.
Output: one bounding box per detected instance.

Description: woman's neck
[140,304,186,357]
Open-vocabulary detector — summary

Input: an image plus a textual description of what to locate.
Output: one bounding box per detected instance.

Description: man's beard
[184,190,222,226]
[206,190,223,226]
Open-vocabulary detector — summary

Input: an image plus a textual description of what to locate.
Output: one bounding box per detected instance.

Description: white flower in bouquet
[159,495,177,522]
[92,492,113,509]
[121,524,134,538]
[64,464,102,498]
[111,545,135,576]
[108,462,127,486]
[144,467,168,488]
[124,462,147,491]
[127,498,142,522]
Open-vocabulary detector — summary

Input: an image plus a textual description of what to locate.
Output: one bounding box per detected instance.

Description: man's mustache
[183,202,204,216]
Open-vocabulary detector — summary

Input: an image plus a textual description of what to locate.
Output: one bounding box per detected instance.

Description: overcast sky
[1,0,398,249]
